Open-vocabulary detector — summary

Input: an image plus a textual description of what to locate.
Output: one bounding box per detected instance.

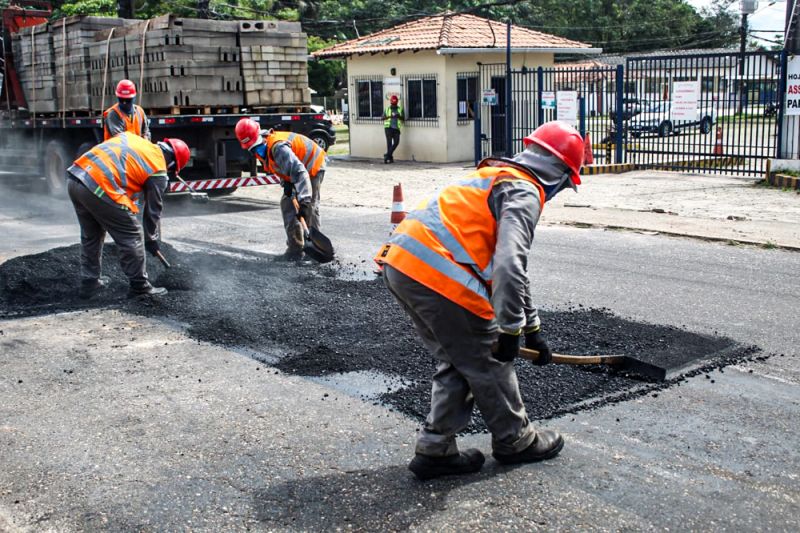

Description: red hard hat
[235,118,262,150]
[115,79,137,98]
[164,138,190,171]
[390,95,398,103]
[523,121,584,185]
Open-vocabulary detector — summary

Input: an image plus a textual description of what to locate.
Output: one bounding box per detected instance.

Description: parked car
[627,101,715,137]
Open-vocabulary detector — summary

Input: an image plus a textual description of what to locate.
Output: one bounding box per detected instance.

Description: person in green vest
[382,95,404,164]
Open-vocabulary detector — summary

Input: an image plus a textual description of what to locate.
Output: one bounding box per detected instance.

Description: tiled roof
[313,13,591,59]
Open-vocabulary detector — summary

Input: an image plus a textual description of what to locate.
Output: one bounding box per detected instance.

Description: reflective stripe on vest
[262,131,325,181]
[73,132,166,213]
[103,104,144,141]
[375,166,545,319]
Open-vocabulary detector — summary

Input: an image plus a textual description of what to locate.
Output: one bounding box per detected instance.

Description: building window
[457,72,478,124]
[403,74,438,125]
[354,77,383,122]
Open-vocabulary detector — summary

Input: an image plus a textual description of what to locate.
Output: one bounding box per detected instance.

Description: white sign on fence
[556,91,578,125]
[541,91,556,110]
[786,56,800,116]
[671,81,700,121]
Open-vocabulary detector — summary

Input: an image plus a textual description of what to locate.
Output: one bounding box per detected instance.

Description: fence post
[578,95,586,137]
[505,19,513,156]
[614,64,624,164]
[537,67,544,127]
[473,101,482,166]
[777,49,787,159]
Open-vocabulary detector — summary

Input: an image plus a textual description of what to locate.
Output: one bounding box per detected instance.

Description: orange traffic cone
[583,133,594,165]
[713,126,723,155]
[391,183,406,230]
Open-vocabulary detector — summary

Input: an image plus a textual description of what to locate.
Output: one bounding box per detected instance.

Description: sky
[687,0,790,46]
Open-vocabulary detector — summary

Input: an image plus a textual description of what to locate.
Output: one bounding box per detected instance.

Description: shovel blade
[303,227,334,263]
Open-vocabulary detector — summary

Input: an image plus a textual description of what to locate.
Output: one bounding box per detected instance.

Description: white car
[628,101,715,137]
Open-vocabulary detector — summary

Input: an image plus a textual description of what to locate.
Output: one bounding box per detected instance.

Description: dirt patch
[0,244,761,428]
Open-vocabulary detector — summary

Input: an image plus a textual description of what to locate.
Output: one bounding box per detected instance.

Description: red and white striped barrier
[169,174,281,193]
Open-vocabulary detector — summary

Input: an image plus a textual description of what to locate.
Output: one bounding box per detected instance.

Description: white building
[314,13,596,163]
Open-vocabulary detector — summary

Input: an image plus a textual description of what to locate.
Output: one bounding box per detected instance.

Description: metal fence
[476,49,786,177]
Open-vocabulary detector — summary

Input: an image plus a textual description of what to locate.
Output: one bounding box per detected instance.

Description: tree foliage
[42,0,742,94]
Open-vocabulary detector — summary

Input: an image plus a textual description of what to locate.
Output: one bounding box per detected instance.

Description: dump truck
[0,1,335,195]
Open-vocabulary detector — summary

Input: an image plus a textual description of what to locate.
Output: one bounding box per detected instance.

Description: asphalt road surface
[1,182,798,531]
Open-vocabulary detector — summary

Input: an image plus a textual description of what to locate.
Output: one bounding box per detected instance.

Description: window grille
[456,72,478,124]
[351,76,384,123]
[402,74,438,126]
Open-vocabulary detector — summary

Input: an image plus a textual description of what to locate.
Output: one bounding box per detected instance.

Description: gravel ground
[0,243,763,430]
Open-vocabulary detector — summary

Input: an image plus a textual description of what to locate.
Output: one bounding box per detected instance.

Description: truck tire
[309,132,332,151]
[44,140,70,196]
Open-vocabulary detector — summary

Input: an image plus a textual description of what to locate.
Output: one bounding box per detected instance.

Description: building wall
[347,51,554,163]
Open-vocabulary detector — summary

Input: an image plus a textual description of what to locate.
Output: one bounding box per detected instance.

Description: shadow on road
[252,464,496,529]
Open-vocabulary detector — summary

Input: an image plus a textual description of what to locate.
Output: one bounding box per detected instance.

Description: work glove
[495,332,521,363]
[144,239,161,257]
[524,325,552,366]
[282,180,294,197]
[297,201,312,222]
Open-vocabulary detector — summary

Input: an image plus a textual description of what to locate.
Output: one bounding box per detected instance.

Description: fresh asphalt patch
[0,243,764,430]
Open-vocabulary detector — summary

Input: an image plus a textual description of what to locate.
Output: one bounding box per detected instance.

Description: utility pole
[118,0,135,19]
[738,1,758,114]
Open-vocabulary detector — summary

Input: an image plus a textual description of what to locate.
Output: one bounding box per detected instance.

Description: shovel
[518,347,667,381]
[292,197,334,263]
[174,174,209,203]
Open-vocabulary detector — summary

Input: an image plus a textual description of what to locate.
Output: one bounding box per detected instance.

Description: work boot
[492,430,564,465]
[408,449,485,481]
[276,249,304,262]
[79,276,110,299]
[127,281,168,299]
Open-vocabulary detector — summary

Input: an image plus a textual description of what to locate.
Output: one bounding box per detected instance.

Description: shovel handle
[518,347,621,366]
[154,250,171,268]
[291,197,310,235]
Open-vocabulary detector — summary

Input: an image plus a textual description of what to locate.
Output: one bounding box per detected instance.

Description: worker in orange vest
[375,121,585,480]
[103,79,150,141]
[235,118,327,261]
[66,132,190,298]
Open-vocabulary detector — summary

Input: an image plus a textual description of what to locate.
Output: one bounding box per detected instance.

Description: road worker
[382,94,404,164]
[375,121,585,480]
[103,79,151,141]
[66,132,190,298]
[235,118,326,261]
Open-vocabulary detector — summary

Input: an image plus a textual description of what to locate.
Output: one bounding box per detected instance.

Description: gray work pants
[383,265,536,457]
[67,178,148,287]
[280,170,324,254]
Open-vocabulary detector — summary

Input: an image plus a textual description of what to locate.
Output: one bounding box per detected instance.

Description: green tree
[307,35,345,96]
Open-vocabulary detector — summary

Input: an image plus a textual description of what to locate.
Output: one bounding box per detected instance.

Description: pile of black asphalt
[0,243,763,429]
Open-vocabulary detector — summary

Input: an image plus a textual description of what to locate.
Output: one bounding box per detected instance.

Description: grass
[328,125,350,157]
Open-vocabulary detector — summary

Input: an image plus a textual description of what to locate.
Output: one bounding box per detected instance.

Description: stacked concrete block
[11,23,56,113]
[13,15,311,114]
[51,16,134,112]
[239,20,310,107]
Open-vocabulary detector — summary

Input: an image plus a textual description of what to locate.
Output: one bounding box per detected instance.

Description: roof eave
[437,47,602,55]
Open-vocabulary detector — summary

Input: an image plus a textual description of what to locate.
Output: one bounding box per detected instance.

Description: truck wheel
[699,117,713,135]
[310,132,331,151]
[658,121,673,137]
[44,140,70,196]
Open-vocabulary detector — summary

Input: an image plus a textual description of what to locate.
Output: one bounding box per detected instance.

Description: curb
[581,157,743,176]
[553,221,800,252]
[767,173,800,190]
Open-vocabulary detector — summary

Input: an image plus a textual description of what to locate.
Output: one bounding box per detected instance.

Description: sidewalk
[316,159,800,250]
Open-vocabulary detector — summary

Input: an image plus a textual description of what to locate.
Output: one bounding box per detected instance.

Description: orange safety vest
[375,166,545,320]
[103,103,146,141]
[257,131,326,181]
[72,132,166,214]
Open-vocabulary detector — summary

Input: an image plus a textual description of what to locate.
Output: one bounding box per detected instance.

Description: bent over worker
[375,121,585,480]
[235,118,326,261]
[103,79,151,141]
[67,132,190,298]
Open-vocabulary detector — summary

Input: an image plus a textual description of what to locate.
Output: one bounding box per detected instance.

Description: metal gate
[479,49,785,177]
